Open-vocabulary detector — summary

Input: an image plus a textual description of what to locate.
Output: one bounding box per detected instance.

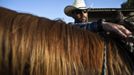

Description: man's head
[64,0,89,23]
[72,9,88,23]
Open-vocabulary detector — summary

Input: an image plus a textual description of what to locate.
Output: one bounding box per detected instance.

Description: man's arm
[70,20,132,38]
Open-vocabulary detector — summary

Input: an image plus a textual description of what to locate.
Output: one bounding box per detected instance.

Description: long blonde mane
[0,7,133,75]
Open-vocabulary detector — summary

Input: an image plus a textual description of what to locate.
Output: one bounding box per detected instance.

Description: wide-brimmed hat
[64,0,89,17]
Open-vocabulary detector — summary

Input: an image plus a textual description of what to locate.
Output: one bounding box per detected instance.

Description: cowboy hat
[64,0,89,17]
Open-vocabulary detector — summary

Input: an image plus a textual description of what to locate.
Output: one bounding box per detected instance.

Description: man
[64,0,132,38]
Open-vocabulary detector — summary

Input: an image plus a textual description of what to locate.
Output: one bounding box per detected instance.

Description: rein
[99,32,110,75]
[100,32,134,75]
[101,38,109,75]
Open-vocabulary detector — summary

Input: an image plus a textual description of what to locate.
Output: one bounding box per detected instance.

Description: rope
[101,39,109,75]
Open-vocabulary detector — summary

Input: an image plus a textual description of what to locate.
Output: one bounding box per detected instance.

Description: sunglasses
[73,9,88,14]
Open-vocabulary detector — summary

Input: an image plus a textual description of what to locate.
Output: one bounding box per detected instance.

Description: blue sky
[0,0,127,22]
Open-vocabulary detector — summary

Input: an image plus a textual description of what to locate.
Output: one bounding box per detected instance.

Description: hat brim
[64,5,88,17]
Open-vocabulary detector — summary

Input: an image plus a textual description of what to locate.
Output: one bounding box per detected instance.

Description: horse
[0,7,134,75]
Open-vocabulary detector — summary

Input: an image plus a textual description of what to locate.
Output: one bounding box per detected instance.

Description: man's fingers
[117,29,128,38]
[118,26,132,37]
[102,22,132,38]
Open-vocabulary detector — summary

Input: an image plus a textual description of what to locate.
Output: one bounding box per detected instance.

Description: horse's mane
[0,7,134,75]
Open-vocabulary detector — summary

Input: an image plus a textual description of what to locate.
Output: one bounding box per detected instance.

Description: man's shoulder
[68,22,92,25]
[68,22,75,25]
[67,22,92,29]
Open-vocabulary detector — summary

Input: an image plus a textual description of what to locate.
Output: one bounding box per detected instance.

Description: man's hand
[102,22,132,38]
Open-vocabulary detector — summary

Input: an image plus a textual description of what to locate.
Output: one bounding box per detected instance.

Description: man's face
[72,9,88,23]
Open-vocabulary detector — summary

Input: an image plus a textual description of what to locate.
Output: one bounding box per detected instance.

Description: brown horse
[0,7,134,75]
